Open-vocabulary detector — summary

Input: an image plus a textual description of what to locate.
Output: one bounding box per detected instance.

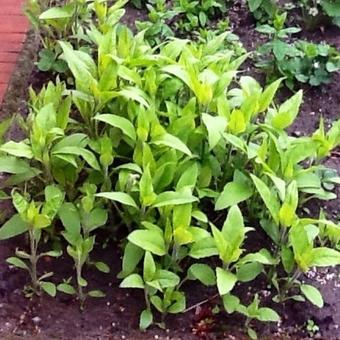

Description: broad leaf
[216,267,237,295]
[128,229,166,256]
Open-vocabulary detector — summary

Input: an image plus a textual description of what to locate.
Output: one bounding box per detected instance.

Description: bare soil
[0,2,339,339]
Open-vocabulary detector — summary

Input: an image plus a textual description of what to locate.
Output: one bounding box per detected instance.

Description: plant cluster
[255,12,340,89]
[133,0,243,55]
[246,0,340,28]
[297,0,340,29]
[0,0,339,339]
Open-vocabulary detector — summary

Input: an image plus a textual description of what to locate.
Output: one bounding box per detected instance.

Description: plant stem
[76,262,85,310]
[183,293,219,313]
[144,287,151,310]
[29,229,39,292]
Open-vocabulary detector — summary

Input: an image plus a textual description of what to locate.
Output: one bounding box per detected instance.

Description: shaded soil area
[0,2,339,340]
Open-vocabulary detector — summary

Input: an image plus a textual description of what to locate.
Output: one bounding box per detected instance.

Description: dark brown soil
[0,2,339,340]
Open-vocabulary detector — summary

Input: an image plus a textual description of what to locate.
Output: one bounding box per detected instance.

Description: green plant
[255,12,340,88]
[3,185,63,296]
[247,0,279,23]
[0,1,340,337]
[58,183,109,309]
[174,0,226,32]
[298,0,340,29]
[223,293,280,339]
[306,318,320,337]
[135,0,177,45]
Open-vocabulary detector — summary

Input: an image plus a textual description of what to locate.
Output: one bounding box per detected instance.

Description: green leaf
[96,192,138,208]
[250,174,280,224]
[6,257,29,270]
[215,180,252,210]
[139,309,153,330]
[57,283,76,295]
[128,229,166,256]
[119,87,150,108]
[95,261,110,273]
[258,307,280,322]
[154,269,180,288]
[215,177,253,210]
[88,290,105,298]
[0,214,28,240]
[153,133,192,157]
[94,114,136,141]
[58,202,81,241]
[248,327,258,340]
[41,281,56,297]
[216,267,237,296]
[270,91,303,129]
[0,141,33,159]
[43,185,64,219]
[311,247,340,267]
[143,251,156,282]
[176,163,198,190]
[223,294,240,313]
[120,273,145,289]
[259,78,283,112]
[248,0,263,12]
[39,5,74,19]
[0,156,35,174]
[237,262,263,282]
[119,242,144,278]
[300,284,323,308]
[153,189,198,208]
[86,208,108,231]
[239,249,278,265]
[189,237,218,259]
[202,113,227,150]
[53,146,100,170]
[140,164,157,207]
[42,250,62,258]
[188,264,216,286]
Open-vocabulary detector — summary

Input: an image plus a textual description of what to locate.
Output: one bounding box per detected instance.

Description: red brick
[0,63,16,74]
[0,83,8,102]
[0,42,23,53]
[0,72,11,85]
[0,16,29,33]
[0,5,26,15]
[0,52,19,63]
[1,33,26,43]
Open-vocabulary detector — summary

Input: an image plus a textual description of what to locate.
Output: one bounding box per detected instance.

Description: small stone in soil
[32,316,41,324]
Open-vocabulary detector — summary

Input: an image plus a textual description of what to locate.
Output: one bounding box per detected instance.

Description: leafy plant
[255,12,340,88]
[174,0,226,32]
[57,183,109,308]
[3,185,64,296]
[0,1,340,337]
[246,0,279,23]
[297,0,340,29]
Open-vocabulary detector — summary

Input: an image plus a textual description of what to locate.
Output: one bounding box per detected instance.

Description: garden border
[0,0,29,104]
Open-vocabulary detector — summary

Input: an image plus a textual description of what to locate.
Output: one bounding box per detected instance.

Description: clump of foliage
[255,12,340,88]
[0,0,340,338]
[297,0,340,29]
[246,0,279,23]
[134,0,245,58]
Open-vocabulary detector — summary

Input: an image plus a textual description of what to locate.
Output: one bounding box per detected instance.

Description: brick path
[0,0,29,103]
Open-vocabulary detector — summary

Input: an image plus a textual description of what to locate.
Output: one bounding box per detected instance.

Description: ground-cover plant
[135,0,177,45]
[0,1,340,338]
[246,0,279,23]
[297,0,340,29]
[255,12,340,88]
[173,0,227,32]
[2,185,64,296]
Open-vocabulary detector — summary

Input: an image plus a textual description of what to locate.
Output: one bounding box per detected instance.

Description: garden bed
[0,1,339,339]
